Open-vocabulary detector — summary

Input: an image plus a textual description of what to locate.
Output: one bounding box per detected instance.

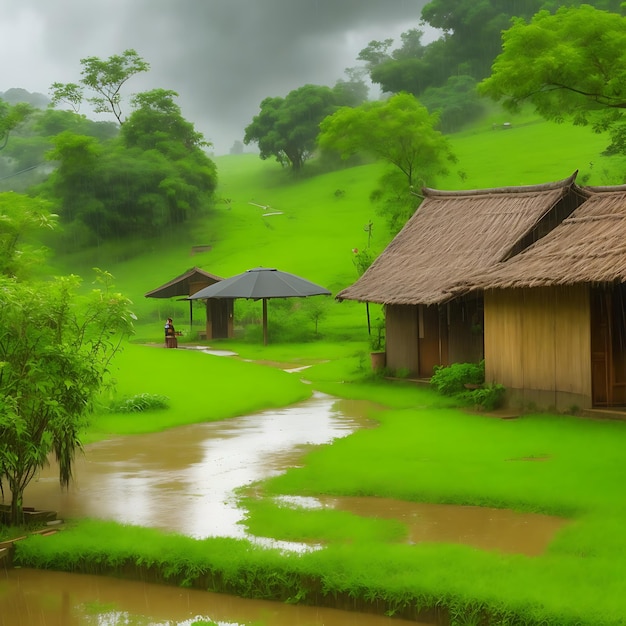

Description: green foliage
[42,52,217,246]
[319,93,455,188]
[0,98,32,151]
[430,361,485,396]
[0,270,134,524]
[459,383,506,412]
[50,49,149,124]
[0,192,56,279]
[420,75,486,133]
[480,5,626,153]
[244,84,341,172]
[107,393,170,413]
[319,92,455,230]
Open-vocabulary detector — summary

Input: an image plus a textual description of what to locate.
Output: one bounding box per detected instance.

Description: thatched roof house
[144,267,224,299]
[336,173,586,380]
[448,184,626,411]
[337,172,584,306]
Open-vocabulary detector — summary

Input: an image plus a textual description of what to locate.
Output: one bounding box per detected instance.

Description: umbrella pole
[262,298,268,345]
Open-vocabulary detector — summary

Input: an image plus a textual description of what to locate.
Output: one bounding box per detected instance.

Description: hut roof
[336,173,581,305]
[144,267,224,299]
[453,184,626,292]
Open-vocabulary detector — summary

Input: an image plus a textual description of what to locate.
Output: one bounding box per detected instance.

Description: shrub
[430,361,485,396]
[460,384,506,411]
[430,361,506,411]
[108,393,170,413]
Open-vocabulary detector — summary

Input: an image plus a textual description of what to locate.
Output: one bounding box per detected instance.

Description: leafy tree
[0,99,33,151]
[50,49,149,124]
[0,193,56,279]
[479,5,626,153]
[244,84,341,172]
[319,93,456,231]
[319,92,455,188]
[420,0,545,78]
[360,29,449,96]
[0,269,134,524]
[420,75,485,133]
[39,87,216,244]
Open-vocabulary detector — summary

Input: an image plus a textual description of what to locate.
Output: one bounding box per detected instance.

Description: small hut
[145,267,234,339]
[337,173,585,378]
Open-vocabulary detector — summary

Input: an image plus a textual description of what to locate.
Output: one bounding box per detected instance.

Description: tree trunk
[9,482,24,526]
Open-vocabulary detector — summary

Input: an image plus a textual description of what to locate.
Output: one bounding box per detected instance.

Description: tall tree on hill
[357,1,624,113]
[50,49,149,124]
[479,5,626,155]
[318,93,456,231]
[244,84,349,172]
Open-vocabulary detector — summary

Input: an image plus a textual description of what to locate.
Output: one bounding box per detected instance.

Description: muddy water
[308,496,566,556]
[5,390,568,625]
[20,391,567,553]
[22,392,372,544]
[0,568,430,626]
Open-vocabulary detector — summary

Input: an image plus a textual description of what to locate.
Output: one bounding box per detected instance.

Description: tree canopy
[244,84,359,172]
[356,0,625,126]
[318,93,456,231]
[319,92,455,188]
[50,49,149,124]
[0,99,33,151]
[41,53,217,246]
[479,5,626,152]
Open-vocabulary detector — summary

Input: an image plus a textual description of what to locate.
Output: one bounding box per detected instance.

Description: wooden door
[418,305,448,378]
[591,286,626,406]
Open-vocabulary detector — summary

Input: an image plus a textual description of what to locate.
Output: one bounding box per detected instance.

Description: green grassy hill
[53,109,626,342]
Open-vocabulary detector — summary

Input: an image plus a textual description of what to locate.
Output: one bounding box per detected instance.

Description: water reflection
[0,568,431,626]
[22,392,372,542]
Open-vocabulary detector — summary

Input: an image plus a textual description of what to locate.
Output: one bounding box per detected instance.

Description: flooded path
[21,391,567,554]
[3,391,570,625]
[22,392,371,542]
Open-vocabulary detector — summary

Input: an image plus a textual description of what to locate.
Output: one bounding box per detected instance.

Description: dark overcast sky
[1,0,436,153]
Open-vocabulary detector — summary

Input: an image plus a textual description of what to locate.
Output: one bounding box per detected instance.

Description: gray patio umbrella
[189,267,331,344]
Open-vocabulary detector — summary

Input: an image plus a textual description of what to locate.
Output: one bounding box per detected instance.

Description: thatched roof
[144,267,224,299]
[336,173,582,305]
[452,184,626,292]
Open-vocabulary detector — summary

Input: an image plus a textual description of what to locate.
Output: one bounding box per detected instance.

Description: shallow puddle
[278,496,567,556]
[0,567,431,626]
[21,392,375,543]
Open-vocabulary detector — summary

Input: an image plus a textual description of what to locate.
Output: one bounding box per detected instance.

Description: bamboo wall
[484,286,591,410]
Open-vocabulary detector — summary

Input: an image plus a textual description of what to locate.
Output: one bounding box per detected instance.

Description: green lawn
[16,109,626,625]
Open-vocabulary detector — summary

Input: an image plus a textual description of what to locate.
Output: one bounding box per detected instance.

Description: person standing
[164,317,177,348]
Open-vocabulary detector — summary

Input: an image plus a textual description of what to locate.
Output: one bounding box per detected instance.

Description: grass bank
[11,341,626,625]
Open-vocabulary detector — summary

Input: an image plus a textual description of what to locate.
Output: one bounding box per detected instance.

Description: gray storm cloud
[1,0,431,153]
